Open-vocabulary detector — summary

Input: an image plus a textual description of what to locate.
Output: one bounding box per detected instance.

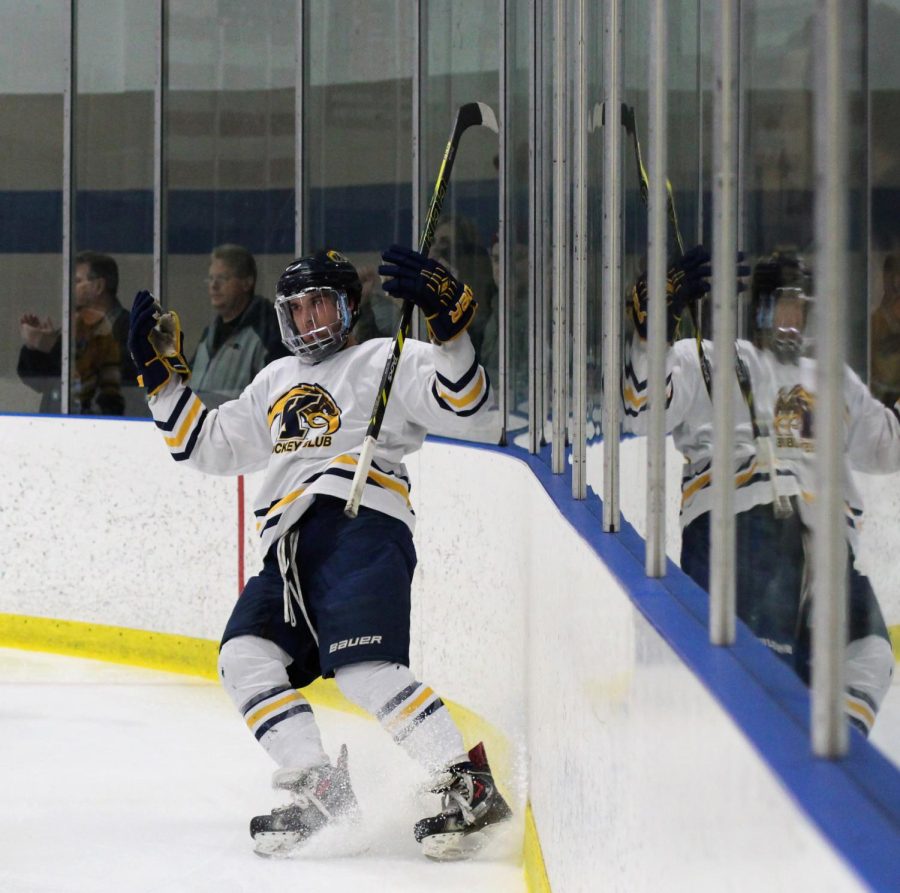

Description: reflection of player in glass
[129,248,509,860]
[624,247,896,737]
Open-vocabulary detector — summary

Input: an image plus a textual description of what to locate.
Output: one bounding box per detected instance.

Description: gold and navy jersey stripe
[680,454,793,512]
[255,485,309,533]
[254,454,413,533]
[431,358,490,417]
[799,492,864,534]
[622,354,673,418]
[240,684,313,742]
[153,387,208,462]
[328,455,412,505]
[376,682,446,744]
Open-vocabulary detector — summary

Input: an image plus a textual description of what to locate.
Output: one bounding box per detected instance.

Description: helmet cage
[275,286,353,364]
[760,285,813,363]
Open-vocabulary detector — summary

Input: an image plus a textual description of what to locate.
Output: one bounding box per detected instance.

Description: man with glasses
[191,243,287,407]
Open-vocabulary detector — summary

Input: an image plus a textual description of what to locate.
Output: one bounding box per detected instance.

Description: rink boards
[1,413,898,892]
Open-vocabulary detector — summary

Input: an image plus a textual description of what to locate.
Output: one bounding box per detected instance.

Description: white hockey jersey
[623,334,900,550]
[148,334,490,554]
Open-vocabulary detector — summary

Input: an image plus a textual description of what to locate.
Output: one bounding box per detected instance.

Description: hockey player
[623,247,896,736]
[127,247,511,859]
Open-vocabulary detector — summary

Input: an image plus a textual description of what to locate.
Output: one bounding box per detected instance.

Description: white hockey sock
[844,634,895,735]
[335,661,467,774]
[218,635,328,770]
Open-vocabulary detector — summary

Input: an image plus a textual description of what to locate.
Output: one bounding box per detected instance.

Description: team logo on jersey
[268,383,341,453]
[773,384,815,450]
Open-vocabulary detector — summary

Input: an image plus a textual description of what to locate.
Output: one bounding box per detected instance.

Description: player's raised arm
[128,289,271,473]
[377,244,490,422]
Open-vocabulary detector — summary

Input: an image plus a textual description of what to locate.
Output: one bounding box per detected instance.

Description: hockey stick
[344,101,499,519]
[617,103,711,386]
[616,101,792,518]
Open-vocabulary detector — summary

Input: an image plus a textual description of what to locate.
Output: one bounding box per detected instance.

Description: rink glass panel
[742,0,868,373]
[74,0,155,419]
[163,0,297,367]
[422,0,502,443]
[304,0,413,345]
[505,0,532,433]
[868,1,900,408]
[0,2,66,414]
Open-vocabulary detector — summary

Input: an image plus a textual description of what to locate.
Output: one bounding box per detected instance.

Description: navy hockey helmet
[750,248,814,362]
[275,249,362,363]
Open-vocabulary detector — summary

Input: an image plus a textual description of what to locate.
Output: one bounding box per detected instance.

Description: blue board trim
[0,411,897,887]
[428,434,900,892]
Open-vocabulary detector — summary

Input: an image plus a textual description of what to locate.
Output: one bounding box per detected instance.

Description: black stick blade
[457,101,498,134]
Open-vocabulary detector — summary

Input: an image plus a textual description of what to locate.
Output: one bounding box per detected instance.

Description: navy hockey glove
[128,289,191,396]
[378,244,477,343]
[630,244,712,342]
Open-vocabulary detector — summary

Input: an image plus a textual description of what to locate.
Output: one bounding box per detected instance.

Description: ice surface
[0,649,524,893]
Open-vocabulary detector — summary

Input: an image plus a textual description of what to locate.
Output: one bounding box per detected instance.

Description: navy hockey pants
[221,495,417,689]
[681,502,890,684]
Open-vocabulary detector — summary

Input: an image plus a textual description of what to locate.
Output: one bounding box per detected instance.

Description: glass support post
[710,0,739,645]
[551,0,569,474]
[601,0,623,531]
[61,0,75,415]
[812,0,849,759]
[646,0,669,577]
[498,0,510,444]
[153,0,166,301]
[571,0,588,497]
[294,0,307,256]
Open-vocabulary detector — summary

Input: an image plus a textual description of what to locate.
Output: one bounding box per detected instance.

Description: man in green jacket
[192,243,288,407]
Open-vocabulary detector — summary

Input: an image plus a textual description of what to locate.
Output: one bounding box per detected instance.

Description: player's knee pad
[334,660,418,716]
[218,635,293,708]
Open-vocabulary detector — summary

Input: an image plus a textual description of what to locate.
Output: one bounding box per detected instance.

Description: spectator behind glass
[353,264,400,341]
[17,251,133,415]
[870,251,900,406]
[191,243,288,407]
[430,216,498,385]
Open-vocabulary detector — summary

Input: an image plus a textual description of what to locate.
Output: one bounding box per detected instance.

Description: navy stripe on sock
[253,703,313,741]
[376,683,420,721]
[847,686,878,715]
[394,697,445,743]
[240,685,293,717]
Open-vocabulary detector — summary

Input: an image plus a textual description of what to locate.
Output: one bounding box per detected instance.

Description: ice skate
[251,744,359,857]
[414,742,512,861]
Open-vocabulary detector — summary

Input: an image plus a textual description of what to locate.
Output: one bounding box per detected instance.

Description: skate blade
[252,831,308,859]
[253,823,371,860]
[420,829,490,862]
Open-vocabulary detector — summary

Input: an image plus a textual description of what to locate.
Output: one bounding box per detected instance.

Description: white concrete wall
[0,416,237,639]
[0,415,867,891]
